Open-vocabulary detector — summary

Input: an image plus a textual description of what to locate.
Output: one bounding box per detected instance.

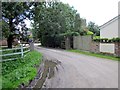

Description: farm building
[99,15,120,54]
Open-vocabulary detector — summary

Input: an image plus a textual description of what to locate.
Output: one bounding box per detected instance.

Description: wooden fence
[0,45,30,62]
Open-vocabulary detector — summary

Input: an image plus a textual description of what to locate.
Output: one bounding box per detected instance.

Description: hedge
[93,37,120,43]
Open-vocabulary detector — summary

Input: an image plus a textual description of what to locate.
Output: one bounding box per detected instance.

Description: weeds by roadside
[2,51,42,88]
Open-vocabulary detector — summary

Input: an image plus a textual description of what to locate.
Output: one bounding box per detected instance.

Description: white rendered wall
[100,43,115,54]
[100,19,118,39]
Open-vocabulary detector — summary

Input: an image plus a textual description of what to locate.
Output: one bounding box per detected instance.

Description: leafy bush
[2,51,42,88]
[93,36,100,39]
[2,67,37,88]
[100,38,108,43]
[86,31,94,35]
[108,39,113,43]
[93,38,100,42]
[93,37,120,43]
[112,37,120,42]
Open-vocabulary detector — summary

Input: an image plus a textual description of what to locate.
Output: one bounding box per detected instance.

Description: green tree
[32,2,81,48]
[87,21,100,36]
[2,2,33,48]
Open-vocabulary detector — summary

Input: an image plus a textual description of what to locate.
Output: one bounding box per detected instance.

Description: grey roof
[99,15,120,29]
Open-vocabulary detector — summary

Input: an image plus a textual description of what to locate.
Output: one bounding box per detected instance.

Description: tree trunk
[7,18,14,48]
[7,34,13,48]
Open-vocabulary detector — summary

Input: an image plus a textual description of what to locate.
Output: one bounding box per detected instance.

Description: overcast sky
[60,0,120,26]
[26,0,120,28]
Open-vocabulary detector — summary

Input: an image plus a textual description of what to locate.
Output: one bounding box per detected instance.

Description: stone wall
[92,42,120,57]
[73,35,92,51]
[115,42,120,57]
[90,42,100,53]
[91,42,120,57]
[73,35,100,53]
[73,35,120,57]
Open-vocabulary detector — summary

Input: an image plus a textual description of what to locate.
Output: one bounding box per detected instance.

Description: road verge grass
[67,49,120,61]
[2,50,42,88]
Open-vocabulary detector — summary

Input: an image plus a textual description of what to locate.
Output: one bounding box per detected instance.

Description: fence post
[21,45,23,58]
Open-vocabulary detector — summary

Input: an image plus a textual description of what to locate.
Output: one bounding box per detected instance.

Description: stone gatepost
[65,37,71,50]
[115,42,120,57]
[30,42,34,51]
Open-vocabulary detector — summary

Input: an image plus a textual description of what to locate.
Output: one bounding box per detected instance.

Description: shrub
[112,37,120,42]
[115,37,120,42]
[93,37,120,43]
[108,39,113,43]
[100,38,108,43]
[93,38,100,42]
[87,31,94,35]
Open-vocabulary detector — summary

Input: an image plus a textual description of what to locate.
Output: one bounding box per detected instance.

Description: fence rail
[0,45,30,62]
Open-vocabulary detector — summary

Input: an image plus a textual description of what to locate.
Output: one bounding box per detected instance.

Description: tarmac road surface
[35,46,118,88]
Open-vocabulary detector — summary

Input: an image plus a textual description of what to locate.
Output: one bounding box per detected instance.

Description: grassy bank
[67,50,120,61]
[2,51,42,88]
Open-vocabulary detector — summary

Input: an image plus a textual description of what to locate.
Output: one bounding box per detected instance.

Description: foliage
[86,31,94,35]
[112,37,120,42]
[2,2,33,48]
[0,76,2,90]
[93,37,120,43]
[2,51,42,88]
[93,36,100,39]
[87,21,100,36]
[32,2,82,48]
[2,20,9,38]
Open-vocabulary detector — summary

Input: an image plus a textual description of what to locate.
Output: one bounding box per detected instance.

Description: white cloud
[25,0,119,27]
[60,0,119,26]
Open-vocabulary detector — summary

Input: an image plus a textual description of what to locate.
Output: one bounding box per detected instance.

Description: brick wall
[115,42,120,57]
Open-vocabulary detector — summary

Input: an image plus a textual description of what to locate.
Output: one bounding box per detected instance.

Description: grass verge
[2,50,42,88]
[67,49,120,61]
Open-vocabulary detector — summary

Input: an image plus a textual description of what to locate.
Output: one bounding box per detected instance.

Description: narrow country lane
[35,46,118,88]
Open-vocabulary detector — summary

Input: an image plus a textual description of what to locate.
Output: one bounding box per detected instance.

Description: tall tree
[87,21,100,36]
[2,2,33,48]
[32,2,81,48]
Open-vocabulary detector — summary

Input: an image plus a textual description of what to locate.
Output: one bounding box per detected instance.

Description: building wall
[100,19,118,39]
[100,16,119,54]
[118,1,120,37]
[118,16,120,38]
[100,43,115,54]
